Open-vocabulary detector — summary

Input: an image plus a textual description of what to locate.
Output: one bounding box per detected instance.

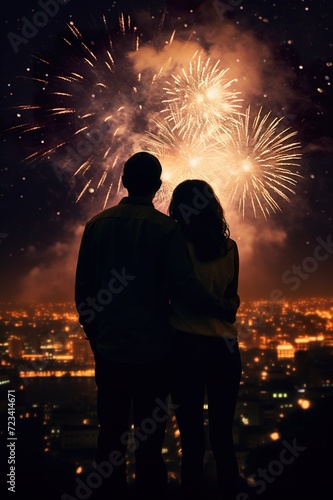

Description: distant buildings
[0,297,332,490]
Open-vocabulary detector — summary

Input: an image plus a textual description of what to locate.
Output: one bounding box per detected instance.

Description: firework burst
[143,117,222,210]
[215,106,303,219]
[162,52,243,141]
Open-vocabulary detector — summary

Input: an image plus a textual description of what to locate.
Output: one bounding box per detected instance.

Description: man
[74,152,238,500]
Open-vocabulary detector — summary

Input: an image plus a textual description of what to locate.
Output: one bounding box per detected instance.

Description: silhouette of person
[168,179,242,500]
[74,153,237,500]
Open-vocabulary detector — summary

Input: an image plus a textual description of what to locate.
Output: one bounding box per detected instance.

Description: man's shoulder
[85,202,180,233]
[150,207,179,228]
[86,206,118,225]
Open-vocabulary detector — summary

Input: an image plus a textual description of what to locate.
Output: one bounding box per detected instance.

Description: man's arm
[74,224,98,350]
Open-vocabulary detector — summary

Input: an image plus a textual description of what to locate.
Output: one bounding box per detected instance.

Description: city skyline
[1,295,332,499]
[1,295,332,369]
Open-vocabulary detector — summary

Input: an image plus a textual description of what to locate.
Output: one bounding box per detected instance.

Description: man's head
[122,152,162,197]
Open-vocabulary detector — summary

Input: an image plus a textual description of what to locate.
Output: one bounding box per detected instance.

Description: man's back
[75,196,194,362]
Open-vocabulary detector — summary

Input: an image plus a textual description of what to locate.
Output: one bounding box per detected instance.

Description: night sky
[0,0,332,304]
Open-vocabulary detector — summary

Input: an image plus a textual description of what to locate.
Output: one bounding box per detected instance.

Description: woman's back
[170,238,239,338]
[168,178,240,337]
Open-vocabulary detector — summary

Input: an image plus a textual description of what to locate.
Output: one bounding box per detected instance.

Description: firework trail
[9,14,164,209]
[214,106,302,219]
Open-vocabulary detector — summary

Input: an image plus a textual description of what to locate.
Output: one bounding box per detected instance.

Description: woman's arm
[223,241,240,323]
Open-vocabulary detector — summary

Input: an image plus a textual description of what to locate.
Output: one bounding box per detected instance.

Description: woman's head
[168,179,230,261]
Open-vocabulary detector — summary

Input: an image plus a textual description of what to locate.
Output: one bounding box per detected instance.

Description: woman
[168,179,242,500]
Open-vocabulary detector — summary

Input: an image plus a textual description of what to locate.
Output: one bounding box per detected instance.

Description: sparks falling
[9,14,160,209]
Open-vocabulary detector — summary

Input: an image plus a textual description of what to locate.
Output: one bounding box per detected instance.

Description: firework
[9,14,161,209]
[143,117,222,210]
[144,105,303,217]
[162,52,243,141]
[8,11,302,219]
[215,106,303,219]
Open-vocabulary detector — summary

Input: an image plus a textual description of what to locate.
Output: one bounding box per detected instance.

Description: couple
[74,152,242,500]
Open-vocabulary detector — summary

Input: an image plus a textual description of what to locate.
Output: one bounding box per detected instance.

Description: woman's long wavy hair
[168,179,230,262]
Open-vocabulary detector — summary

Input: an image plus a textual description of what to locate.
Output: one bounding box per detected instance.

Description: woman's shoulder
[226,238,239,261]
[227,237,238,250]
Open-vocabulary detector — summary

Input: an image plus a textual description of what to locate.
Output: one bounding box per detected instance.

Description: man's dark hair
[122,152,162,196]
